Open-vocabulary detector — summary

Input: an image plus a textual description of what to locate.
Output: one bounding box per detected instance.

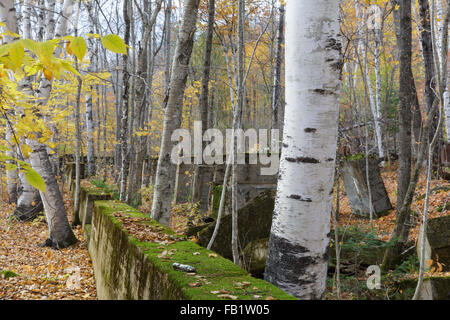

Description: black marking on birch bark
[285,156,320,164]
[313,88,335,95]
[265,234,325,298]
[282,143,289,148]
[326,37,342,52]
[331,60,344,72]
[304,128,317,133]
[327,158,334,162]
[287,194,312,202]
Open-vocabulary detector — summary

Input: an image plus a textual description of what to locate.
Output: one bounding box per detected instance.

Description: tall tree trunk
[382,0,415,270]
[44,0,57,41]
[127,0,163,206]
[85,1,97,177]
[151,0,200,226]
[356,2,384,159]
[119,0,131,202]
[392,0,422,144]
[374,26,386,160]
[0,0,19,205]
[192,0,215,205]
[164,0,173,92]
[264,0,342,299]
[271,3,284,131]
[230,0,246,267]
[1,0,43,219]
[30,0,77,248]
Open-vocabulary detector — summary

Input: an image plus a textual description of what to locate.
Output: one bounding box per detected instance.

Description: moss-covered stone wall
[87,199,294,300]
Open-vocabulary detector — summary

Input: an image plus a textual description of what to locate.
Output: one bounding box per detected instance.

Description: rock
[396,277,450,300]
[197,190,275,260]
[240,227,389,277]
[328,228,387,273]
[341,156,392,218]
[185,223,212,237]
[416,277,450,300]
[417,215,450,272]
[242,238,270,276]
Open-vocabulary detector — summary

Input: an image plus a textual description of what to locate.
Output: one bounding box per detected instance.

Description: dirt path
[0,186,96,300]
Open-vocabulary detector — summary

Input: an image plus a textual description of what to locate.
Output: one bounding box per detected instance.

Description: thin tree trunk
[0,0,19,205]
[85,1,97,177]
[119,0,131,202]
[271,3,284,131]
[192,0,215,205]
[151,0,200,226]
[381,0,415,270]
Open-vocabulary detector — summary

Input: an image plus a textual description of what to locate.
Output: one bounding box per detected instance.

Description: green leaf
[0,43,11,57]
[59,59,81,76]
[24,168,46,193]
[9,40,24,70]
[101,34,128,55]
[70,36,87,61]
[21,39,38,53]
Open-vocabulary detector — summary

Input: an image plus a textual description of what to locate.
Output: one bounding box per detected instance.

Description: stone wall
[68,177,294,300]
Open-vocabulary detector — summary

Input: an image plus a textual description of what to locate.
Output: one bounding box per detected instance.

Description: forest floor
[336,162,450,243]
[328,162,450,300]
[1,163,449,300]
[0,185,96,300]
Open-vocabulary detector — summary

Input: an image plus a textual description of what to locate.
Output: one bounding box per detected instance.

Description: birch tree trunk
[374,26,385,160]
[264,0,342,299]
[44,0,57,41]
[229,0,246,267]
[192,0,215,205]
[271,3,284,131]
[1,0,43,219]
[0,0,19,205]
[85,1,96,177]
[119,0,131,202]
[151,0,200,226]
[355,3,385,160]
[29,0,77,248]
[164,0,173,92]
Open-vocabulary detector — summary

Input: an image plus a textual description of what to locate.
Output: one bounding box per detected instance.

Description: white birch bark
[28,0,77,247]
[151,0,200,226]
[438,0,450,141]
[85,1,97,177]
[164,0,173,92]
[373,27,385,160]
[0,0,19,204]
[264,0,342,299]
[12,0,45,220]
[44,0,57,41]
[355,3,384,159]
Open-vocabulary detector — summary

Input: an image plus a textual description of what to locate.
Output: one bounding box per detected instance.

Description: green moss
[343,153,365,161]
[83,224,92,242]
[211,185,224,220]
[93,200,295,300]
[0,270,18,279]
[91,179,120,200]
